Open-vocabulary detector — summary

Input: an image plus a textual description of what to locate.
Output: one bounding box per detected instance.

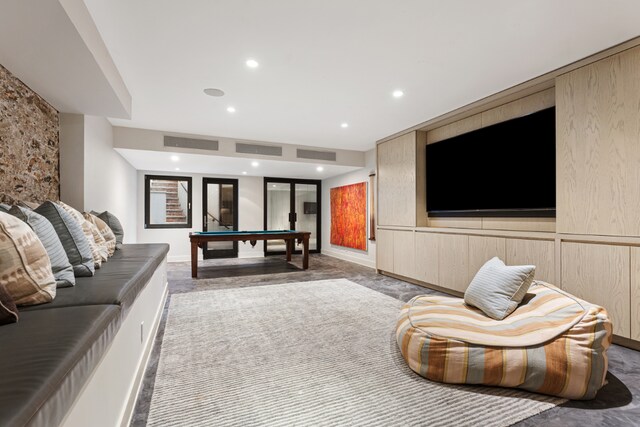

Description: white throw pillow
[464,257,535,320]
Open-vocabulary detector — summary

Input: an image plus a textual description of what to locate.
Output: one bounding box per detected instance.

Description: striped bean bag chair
[396,282,612,400]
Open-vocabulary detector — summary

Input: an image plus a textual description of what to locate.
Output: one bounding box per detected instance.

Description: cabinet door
[629,247,640,340]
[506,238,555,284]
[438,234,469,293]
[376,229,394,273]
[562,242,630,338]
[394,230,416,279]
[377,133,416,226]
[468,236,506,280]
[415,232,439,285]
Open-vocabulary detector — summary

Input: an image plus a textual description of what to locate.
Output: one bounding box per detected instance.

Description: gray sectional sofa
[0,243,169,427]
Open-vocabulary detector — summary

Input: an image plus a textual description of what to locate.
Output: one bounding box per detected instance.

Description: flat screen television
[426,107,556,217]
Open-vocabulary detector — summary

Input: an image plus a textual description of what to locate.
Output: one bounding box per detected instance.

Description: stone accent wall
[0,63,59,204]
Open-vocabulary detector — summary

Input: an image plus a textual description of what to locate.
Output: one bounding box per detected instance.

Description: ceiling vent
[236,142,282,156]
[296,148,337,161]
[164,136,219,151]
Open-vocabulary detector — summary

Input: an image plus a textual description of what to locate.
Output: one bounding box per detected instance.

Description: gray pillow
[8,206,76,288]
[92,211,124,248]
[464,257,535,320]
[35,202,95,277]
[0,204,10,212]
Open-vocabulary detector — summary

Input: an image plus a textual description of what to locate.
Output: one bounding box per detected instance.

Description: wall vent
[164,136,219,151]
[236,142,282,156]
[296,148,337,161]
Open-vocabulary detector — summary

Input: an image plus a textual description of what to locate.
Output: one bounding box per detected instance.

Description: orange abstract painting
[330,182,367,250]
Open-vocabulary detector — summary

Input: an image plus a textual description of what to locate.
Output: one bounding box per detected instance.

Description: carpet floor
[145,278,562,426]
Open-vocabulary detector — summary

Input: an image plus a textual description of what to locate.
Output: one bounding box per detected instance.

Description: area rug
[147,279,563,426]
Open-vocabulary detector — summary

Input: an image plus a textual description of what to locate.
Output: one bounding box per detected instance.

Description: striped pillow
[464,257,535,320]
[8,206,75,288]
[35,202,95,277]
[92,211,124,248]
[57,201,103,268]
[84,213,116,256]
[0,212,56,306]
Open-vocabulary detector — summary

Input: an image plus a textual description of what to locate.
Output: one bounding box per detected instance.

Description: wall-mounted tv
[426,107,556,217]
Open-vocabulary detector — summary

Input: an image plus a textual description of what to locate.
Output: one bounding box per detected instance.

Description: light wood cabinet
[561,242,630,338]
[377,133,416,226]
[506,238,555,284]
[393,230,415,279]
[631,247,640,341]
[415,232,439,285]
[438,234,469,292]
[376,229,394,272]
[468,236,506,279]
[556,45,640,237]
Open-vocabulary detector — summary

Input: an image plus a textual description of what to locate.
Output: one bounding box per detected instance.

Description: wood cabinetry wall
[376,43,640,346]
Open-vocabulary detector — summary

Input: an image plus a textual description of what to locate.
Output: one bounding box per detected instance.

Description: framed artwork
[330,182,367,250]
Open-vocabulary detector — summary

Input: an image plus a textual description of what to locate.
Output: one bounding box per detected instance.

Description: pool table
[189,230,311,278]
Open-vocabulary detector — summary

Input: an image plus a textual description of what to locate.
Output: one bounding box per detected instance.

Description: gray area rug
[147,279,563,426]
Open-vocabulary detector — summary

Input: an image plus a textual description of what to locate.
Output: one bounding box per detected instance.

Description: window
[144,175,192,228]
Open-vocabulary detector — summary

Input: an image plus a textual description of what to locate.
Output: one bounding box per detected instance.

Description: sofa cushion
[464,257,535,320]
[8,206,75,288]
[35,202,95,277]
[92,211,124,248]
[0,284,18,325]
[0,212,56,306]
[0,305,121,427]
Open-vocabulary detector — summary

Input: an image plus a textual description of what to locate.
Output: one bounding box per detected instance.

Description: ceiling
[116,148,360,179]
[84,0,640,151]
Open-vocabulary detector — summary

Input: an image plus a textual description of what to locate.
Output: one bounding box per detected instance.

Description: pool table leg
[286,238,292,262]
[191,241,198,278]
[302,234,309,270]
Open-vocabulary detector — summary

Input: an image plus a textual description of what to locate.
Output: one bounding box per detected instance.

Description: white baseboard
[321,248,376,269]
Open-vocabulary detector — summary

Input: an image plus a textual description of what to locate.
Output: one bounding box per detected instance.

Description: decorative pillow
[464,257,536,320]
[19,201,40,210]
[85,217,109,262]
[92,211,124,248]
[84,213,116,256]
[57,201,103,268]
[0,203,10,212]
[34,202,95,277]
[8,206,76,288]
[0,212,56,306]
[0,283,19,325]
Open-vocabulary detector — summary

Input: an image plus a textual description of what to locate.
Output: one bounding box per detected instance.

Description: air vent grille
[296,149,337,161]
[164,136,219,151]
[236,142,282,156]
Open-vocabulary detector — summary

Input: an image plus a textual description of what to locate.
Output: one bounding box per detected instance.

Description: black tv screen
[426,107,556,217]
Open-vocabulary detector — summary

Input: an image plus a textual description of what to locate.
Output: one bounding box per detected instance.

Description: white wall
[83,116,137,243]
[321,149,376,269]
[136,171,264,262]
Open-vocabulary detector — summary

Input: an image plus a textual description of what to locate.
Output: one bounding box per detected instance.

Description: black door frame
[202,177,239,259]
[263,177,321,255]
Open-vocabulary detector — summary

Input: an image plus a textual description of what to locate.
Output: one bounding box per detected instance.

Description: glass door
[264,178,321,255]
[202,178,238,259]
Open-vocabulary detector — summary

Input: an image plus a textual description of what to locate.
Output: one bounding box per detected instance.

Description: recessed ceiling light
[393,90,404,98]
[316,166,324,172]
[175,167,180,171]
[242,171,247,175]
[170,155,180,162]
[246,59,259,68]
[341,122,349,128]
[251,161,259,167]
[227,106,236,113]
[204,88,225,97]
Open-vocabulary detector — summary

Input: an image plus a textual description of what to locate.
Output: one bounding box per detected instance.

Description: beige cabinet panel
[394,230,416,279]
[631,247,640,341]
[377,133,416,226]
[415,232,439,285]
[468,236,506,279]
[556,46,640,236]
[438,234,469,292]
[505,238,555,284]
[562,242,630,338]
[376,229,394,273]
